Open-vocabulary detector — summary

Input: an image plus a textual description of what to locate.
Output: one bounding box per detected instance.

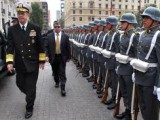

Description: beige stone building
[64,0,160,27]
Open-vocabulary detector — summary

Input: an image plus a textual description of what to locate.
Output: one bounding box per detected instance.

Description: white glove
[153,86,157,95]
[91,54,93,58]
[115,66,119,74]
[132,72,135,83]
[156,88,160,101]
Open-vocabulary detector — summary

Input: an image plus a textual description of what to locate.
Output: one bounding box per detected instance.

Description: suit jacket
[46,32,71,63]
[6,22,45,72]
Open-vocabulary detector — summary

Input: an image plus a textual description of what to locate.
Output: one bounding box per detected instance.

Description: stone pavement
[0,61,141,120]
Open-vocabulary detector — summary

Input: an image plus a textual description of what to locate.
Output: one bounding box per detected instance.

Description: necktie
[56,33,60,54]
[22,25,25,33]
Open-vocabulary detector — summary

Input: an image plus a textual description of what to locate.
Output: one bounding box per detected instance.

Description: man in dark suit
[46,21,71,96]
[6,2,45,119]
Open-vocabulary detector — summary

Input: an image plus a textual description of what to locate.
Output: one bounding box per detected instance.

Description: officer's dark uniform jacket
[6,22,45,72]
[105,28,120,70]
[117,29,139,75]
[135,25,160,87]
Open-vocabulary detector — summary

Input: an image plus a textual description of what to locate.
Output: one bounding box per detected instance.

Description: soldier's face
[121,21,128,31]
[142,16,153,28]
[17,11,29,25]
[98,25,103,31]
[106,23,112,30]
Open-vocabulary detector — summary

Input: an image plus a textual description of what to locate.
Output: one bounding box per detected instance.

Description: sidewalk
[0,62,138,120]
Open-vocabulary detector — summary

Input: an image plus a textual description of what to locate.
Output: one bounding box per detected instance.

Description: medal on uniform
[29,30,36,44]
[32,37,35,44]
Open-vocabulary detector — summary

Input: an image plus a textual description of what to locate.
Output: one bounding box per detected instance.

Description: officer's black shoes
[114,111,126,119]
[105,98,114,105]
[107,102,116,110]
[25,111,33,119]
[61,90,66,96]
[55,83,59,88]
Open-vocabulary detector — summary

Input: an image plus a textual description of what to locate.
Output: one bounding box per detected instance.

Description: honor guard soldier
[6,2,45,119]
[103,16,120,110]
[86,22,97,82]
[130,7,160,120]
[115,13,139,120]
[11,16,19,26]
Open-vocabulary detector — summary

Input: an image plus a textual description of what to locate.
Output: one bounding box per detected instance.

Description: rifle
[101,69,109,102]
[96,66,101,92]
[113,81,121,117]
[131,83,139,120]
[92,59,96,81]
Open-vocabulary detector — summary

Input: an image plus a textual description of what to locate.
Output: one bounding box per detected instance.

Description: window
[73,2,75,8]
[119,0,121,2]
[90,10,93,14]
[73,17,75,21]
[79,17,82,21]
[119,5,121,9]
[113,4,115,9]
[113,0,115,1]
[79,2,82,8]
[112,11,115,15]
[73,10,75,14]
[99,4,101,8]
[106,4,108,8]
[132,5,134,10]
[99,11,101,14]
[125,5,127,9]
[88,1,94,8]
[126,0,128,2]
[119,12,121,15]
[106,11,108,15]
[79,10,82,14]
[92,17,94,21]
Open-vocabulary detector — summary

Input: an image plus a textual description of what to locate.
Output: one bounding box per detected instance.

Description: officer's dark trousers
[16,70,39,111]
[136,85,158,120]
[119,75,133,110]
[51,54,66,85]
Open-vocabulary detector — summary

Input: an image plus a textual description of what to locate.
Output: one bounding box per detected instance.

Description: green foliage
[30,3,43,29]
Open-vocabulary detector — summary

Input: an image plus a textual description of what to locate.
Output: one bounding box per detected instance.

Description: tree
[58,18,65,28]
[135,4,156,27]
[30,3,43,29]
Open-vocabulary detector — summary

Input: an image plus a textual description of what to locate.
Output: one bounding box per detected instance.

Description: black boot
[105,97,115,105]
[61,84,66,96]
[124,109,131,120]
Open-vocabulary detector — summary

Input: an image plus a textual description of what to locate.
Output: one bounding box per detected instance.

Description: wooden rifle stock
[101,70,109,102]
[131,83,139,120]
[113,82,121,117]
[101,86,108,102]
